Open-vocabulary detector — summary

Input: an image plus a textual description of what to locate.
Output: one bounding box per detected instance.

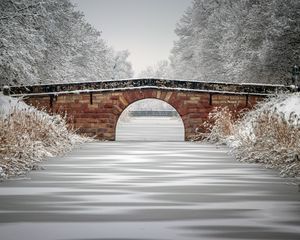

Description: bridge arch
[115,98,185,141]
[108,89,208,141]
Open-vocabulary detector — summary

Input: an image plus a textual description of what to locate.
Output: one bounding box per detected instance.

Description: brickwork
[24,89,265,141]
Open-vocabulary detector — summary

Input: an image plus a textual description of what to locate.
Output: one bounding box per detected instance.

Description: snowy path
[0,141,299,240]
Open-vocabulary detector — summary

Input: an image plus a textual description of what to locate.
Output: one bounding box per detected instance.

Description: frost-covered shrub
[231,95,300,177]
[201,106,236,143]
[0,100,89,180]
[201,93,300,177]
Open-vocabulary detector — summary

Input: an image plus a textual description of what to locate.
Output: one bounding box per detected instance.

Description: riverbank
[0,93,90,181]
[201,92,300,178]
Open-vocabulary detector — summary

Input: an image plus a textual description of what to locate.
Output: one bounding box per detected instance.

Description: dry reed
[199,94,300,177]
[0,106,89,180]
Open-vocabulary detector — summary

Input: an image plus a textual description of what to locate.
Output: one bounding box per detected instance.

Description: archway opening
[116,99,184,141]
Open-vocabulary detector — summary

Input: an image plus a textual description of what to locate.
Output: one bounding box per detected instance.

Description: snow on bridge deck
[3,78,293,97]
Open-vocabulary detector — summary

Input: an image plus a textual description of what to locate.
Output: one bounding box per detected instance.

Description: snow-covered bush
[231,94,300,177]
[202,106,236,143]
[202,93,300,177]
[0,94,90,180]
[232,109,300,177]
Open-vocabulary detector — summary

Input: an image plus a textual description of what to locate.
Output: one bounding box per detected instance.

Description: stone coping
[3,78,294,96]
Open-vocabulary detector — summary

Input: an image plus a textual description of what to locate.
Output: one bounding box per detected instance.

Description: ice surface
[0,141,299,240]
[116,117,184,141]
[116,99,184,141]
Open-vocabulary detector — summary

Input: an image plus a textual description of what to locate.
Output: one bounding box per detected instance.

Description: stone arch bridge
[4,79,291,141]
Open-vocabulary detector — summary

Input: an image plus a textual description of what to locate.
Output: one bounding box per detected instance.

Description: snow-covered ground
[0,141,299,240]
[0,93,28,116]
[275,93,300,117]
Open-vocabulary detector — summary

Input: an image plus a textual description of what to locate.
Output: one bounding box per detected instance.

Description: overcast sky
[71,0,192,76]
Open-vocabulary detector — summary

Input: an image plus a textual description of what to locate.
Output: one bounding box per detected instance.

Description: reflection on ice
[116,117,185,141]
[0,142,299,240]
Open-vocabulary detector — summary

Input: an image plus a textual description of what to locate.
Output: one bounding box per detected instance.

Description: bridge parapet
[3,78,293,96]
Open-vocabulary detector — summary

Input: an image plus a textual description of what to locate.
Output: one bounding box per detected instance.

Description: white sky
[70,0,192,76]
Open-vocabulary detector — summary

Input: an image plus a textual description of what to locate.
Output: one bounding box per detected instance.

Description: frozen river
[0,118,300,240]
[116,116,185,141]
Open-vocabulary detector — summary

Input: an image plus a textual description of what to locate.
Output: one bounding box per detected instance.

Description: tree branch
[0,2,42,21]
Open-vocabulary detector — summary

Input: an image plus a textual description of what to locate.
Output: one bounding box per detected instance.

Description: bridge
[3,78,292,141]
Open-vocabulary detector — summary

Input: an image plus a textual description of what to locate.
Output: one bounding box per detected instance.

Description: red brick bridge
[4,79,290,141]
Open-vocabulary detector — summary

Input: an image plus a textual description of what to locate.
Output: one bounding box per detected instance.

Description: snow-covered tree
[0,0,47,85]
[170,0,300,84]
[170,0,226,81]
[138,60,171,78]
[111,50,134,80]
[0,0,133,86]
